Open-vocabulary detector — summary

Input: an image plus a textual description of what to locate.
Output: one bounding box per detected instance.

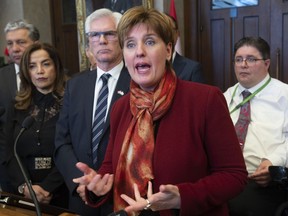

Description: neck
[97,57,122,72]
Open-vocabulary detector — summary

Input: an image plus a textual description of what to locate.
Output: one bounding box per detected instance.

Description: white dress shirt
[224,74,288,174]
[14,63,20,90]
[92,61,123,124]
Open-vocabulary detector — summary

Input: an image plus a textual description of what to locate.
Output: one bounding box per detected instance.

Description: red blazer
[93,79,247,216]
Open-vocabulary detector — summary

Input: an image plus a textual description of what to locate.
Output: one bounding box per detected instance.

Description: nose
[136,43,145,58]
[241,59,248,67]
[10,42,21,52]
[98,34,108,44]
[36,65,44,74]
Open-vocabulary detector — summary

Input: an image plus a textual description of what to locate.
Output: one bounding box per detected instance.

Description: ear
[264,59,271,69]
[166,42,173,61]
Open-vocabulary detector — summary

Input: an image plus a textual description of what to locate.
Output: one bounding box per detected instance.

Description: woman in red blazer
[73,6,247,216]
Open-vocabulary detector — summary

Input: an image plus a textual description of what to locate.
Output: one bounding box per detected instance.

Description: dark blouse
[3,89,68,208]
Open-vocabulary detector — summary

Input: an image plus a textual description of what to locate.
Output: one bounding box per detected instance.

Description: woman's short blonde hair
[117,6,175,52]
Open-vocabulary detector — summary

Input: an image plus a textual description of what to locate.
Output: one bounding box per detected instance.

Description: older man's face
[6,28,35,65]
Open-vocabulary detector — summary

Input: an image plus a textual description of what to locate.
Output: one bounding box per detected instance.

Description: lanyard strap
[229,76,271,114]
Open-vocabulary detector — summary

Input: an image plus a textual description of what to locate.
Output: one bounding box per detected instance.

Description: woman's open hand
[121,181,181,214]
[73,162,113,196]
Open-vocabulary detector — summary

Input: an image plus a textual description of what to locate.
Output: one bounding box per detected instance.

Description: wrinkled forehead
[6,28,31,40]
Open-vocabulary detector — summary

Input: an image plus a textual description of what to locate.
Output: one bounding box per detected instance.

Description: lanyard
[229,76,271,114]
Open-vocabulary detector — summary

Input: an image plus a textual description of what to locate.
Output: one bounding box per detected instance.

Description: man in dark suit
[54,9,130,216]
[0,19,40,133]
[166,13,205,83]
[0,19,39,192]
[173,52,205,83]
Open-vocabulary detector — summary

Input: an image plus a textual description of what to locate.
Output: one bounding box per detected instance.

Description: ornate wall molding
[76,0,88,71]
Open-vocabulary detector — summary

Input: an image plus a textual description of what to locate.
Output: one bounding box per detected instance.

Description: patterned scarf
[113,69,177,215]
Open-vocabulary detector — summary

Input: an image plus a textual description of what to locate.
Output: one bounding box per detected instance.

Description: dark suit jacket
[173,52,205,83]
[54,66,130,216]
[93,80,247,216]
[0,63,17,192]
[0,64,17,132]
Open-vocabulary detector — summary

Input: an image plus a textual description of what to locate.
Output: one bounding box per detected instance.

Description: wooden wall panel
[243,16,259,37]
[270,0,288,82]
[209,15,237,91]
[282,13,288,82]
[211,19,225,89]
[62,25,79,74]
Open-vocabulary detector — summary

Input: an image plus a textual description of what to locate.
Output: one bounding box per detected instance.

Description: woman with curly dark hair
[3,42,69,208]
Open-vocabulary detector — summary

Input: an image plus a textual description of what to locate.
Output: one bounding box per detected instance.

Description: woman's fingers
[87,173,113,196]
[147,181,153,197]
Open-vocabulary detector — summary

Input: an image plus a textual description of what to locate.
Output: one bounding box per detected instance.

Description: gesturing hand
[73,162,114,197]
[76,184,87,203]
[120,181,181,214]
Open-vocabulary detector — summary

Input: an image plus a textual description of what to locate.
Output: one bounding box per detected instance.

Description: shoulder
[170,80,230,121]
[119,66,131,80]
[270,78,288,89]
[110,94,131,121]
[174,53,200,66]
[223,83,238,98]
[0,64,16,86]
[177,79,221,95]
[70,69,94,79]
[67,70,96,84]
[265,78,288,98]
[175,79,227,107]
[0,63,15,74]
[113,93,130,108]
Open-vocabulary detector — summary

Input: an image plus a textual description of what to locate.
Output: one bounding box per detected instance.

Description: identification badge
[34,157,52,169]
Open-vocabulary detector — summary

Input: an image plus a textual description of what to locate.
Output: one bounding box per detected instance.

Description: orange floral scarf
[114,69,177,215]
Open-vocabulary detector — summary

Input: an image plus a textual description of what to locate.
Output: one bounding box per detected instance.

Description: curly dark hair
[15,43,68,110]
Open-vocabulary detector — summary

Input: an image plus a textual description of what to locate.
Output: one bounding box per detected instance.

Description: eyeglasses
[234,57,265,66]
[86,31,117,42]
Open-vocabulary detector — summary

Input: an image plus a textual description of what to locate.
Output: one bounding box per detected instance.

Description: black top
[3,88,68,208]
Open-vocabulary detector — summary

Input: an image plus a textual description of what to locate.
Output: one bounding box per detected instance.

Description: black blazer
[54,66,130,216]
[0,64,17,168]
[0,64,17,191]
[173,52,205,83]
[0,63,17,132]
[4,90,68,208]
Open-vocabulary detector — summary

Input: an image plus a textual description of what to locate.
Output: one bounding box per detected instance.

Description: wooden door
[198,0,272,91]
[198,4,232,91]
[50,0,79,76]
[270,0,288,82]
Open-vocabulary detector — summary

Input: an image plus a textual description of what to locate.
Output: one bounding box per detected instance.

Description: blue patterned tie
[92,73,111,165]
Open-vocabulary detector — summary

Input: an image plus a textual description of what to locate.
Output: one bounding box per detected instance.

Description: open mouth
[135,63,151,72]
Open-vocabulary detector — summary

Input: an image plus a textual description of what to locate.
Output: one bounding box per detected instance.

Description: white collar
[96,61,123,81]
[238,74,270,96]
[14,63,19,75]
